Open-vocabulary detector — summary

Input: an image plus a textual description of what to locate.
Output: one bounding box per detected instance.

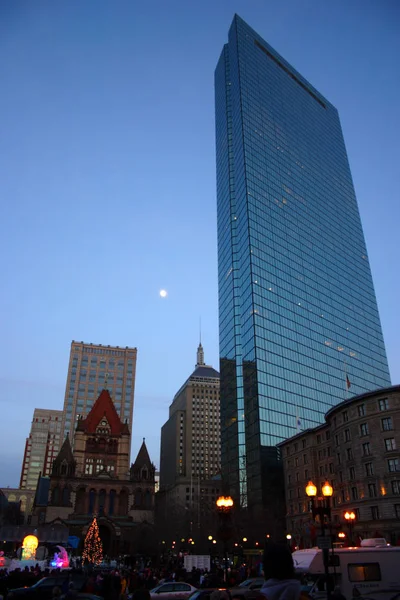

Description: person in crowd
[259,543,301,600]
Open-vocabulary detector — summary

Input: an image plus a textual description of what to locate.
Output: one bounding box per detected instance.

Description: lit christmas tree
[82,516,103,565]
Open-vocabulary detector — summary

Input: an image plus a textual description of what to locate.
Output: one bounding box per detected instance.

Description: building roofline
[277,423,326,447]
[324,384,400,419]
[277,385,400,447]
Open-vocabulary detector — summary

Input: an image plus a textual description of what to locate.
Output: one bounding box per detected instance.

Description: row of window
[288,500,400,521]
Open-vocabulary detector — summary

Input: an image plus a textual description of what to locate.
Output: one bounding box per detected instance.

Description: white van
[292,541,400,600]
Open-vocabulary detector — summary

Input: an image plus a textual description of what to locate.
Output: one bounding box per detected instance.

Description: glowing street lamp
[305,481,334,600]
[344,511,356,545]
[216,496,234,583]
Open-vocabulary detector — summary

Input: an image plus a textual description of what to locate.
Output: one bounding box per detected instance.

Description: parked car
[149,582,198,600]
[228,578,265,600]
[188,589,229,600]
[7,573,87,599]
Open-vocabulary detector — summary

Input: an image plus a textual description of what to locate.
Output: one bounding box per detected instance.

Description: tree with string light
[82,515,103,565]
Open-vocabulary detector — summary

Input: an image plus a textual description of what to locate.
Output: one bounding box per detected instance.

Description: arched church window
[52,486,60,505]
[145,490,151,508]
[109,489,116,516]
[135,489,142,507]
[62,486,70,506]
[98,489,106,516]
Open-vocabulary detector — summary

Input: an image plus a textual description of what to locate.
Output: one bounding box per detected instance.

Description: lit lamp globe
[305,481,317,497]
[216,496,234,509]
[322,482,333,497]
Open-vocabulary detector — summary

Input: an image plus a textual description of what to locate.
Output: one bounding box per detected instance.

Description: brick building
[278,385,400,546]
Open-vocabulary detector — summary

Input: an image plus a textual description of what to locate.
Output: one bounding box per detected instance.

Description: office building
[61,341,137,448]
[278,385,400,546]
[215,15,391,512]
[158,344,221,540]
[20,409,63,490]
[160,343,221,487]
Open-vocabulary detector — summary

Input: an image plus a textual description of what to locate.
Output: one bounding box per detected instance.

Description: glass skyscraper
[215,15,391,512]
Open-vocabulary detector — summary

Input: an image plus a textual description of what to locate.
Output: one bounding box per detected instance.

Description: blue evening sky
[1,0,399,487]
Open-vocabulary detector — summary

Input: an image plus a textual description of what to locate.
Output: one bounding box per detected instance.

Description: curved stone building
[279,385,400,545]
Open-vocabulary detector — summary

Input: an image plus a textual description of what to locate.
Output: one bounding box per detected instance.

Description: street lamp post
[306,481,333,600]
[216,496,234,583]
[344,511,356,545]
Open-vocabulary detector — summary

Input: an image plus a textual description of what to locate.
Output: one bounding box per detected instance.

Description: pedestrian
[259,543,301,600]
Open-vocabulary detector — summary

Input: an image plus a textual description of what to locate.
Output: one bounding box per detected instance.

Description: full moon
[159,289,168,298]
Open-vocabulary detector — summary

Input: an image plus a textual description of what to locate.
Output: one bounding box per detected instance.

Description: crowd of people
[0,543,326,600]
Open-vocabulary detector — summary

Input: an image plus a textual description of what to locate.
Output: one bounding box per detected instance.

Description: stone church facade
[34,389,156,555]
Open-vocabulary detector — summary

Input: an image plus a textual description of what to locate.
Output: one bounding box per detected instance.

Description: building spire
[196,342,205,367]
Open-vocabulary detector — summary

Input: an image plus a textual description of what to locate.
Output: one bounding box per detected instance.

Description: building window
[317,435,321,444]
[392,481,400,495]
[344,429,351,442]
[368,483,377,498]
[347,448,353,460]
[395,504,400,518]
[379,398,389,411]
[385,438,396,451]
[303,454,308,465]
[335,435,340,447]
[360,423,369,437]
[362,442,371,456]
[343,411,348,423]
[358,404,366,417]
[388,459,399,473]
[85,459,94,475]
[382,417,393,431]
[371,506,380,520]
[365,463,374,476]
[349,467,355,480]
[351,487,358,501]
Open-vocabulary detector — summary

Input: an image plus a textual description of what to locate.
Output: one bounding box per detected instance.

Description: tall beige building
[160,343,221,487]
[20,408,63,490]
[158,345,221,542]
[61,341,137,449]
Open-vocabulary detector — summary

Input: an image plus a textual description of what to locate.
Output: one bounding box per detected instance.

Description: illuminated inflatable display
[21,535,39,561]
[51,545,69,569]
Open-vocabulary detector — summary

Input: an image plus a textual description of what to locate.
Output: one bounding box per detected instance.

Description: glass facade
[215,15,391,511]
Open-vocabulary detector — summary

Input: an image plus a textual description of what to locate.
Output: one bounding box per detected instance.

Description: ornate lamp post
[344,511,356,545]
[216,496,234,582]
[306,481,333,600]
